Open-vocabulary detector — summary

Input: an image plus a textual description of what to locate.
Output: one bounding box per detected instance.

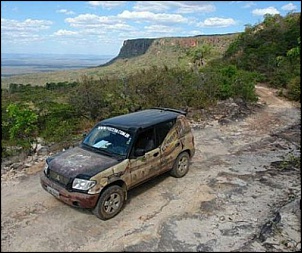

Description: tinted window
[134,128,156,152]
[156,120,175,145]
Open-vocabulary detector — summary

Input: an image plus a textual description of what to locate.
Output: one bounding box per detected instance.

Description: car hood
[48,146,120,178]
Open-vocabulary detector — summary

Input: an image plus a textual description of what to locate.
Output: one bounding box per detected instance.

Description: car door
[128,127,160,187]
[159,118,184,172]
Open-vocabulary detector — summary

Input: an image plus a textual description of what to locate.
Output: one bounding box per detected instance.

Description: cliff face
[118,38,155,58]
[102,33,239,66]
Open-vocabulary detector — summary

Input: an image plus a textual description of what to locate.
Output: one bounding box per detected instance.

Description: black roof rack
[150,107,187,116]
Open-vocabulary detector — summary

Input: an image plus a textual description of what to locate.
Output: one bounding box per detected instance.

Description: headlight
[72,178,96,191]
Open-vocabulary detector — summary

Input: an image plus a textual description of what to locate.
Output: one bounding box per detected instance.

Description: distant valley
[1,53,115,77]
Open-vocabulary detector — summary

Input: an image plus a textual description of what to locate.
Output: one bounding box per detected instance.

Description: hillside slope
[1,33,239,88]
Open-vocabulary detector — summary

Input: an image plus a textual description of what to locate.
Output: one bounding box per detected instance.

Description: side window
[156,120,175,145]
[134,128,156,152]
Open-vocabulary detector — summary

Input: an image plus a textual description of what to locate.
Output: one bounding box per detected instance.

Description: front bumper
[40,172,99,209]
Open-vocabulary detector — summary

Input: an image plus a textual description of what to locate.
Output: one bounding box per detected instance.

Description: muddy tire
[170,152,190,178]
[93,185,125,220]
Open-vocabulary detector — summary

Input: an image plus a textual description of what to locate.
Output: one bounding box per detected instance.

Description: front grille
[48,170,70,187]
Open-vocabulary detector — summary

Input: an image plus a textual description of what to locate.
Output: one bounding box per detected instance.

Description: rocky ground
[1,84,301,252]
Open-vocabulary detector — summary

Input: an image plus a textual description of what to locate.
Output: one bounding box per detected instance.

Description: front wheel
[170,152,190,178]
[93,185,125,220]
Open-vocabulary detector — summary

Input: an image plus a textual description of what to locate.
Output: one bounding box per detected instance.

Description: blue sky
[1,1,301,56]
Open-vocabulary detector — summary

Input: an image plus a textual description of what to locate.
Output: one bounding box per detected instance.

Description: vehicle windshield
[82,125,133,157]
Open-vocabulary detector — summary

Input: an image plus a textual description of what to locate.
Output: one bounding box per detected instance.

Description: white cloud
[133,1,215,14]
[65,14,118,28]
[252,7,280,16]
[56,9,75,15]
[110,23,134,31]
[64,14,134,35]
[281,3,297,11]
[197,17,236,28]
[1,18,52,44]
[118,10,187,24]
[241,1,256,9]
[174,2,216,14]
[1,18,52,32]
[88,1,126,9]
[54,29,78,36]
[1,18,52,43]
[133,1,171,12]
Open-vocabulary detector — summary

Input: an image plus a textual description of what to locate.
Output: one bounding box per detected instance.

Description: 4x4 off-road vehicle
[40,107,195,220]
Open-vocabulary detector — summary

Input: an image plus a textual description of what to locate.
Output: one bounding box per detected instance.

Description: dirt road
[1,84,301,252]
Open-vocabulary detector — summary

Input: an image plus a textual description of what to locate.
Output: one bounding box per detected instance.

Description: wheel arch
[182,149,192,158]
[99,179,128,201]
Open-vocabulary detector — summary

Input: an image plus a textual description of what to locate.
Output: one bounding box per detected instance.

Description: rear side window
[134,128,156,152]
[156,120,175,145]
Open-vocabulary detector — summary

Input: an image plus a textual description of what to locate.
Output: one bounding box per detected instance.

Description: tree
[68,75,105,120]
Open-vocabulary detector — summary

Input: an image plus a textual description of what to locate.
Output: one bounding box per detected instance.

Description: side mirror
[134,148,146,157]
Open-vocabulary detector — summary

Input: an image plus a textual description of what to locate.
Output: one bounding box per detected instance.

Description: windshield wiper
[96,148,115,157]
[81,143,123,159]
[81,143,112,156]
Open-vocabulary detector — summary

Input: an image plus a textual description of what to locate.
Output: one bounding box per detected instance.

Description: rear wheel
[93,185,125,220]
[170,152,190,178]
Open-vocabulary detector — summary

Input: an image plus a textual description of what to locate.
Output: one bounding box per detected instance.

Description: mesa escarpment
[102,33,239,66]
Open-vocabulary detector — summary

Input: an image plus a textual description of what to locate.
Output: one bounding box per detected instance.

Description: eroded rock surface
[1,84,300,252]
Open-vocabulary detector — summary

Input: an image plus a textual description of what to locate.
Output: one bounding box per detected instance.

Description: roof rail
[151,107,187,116]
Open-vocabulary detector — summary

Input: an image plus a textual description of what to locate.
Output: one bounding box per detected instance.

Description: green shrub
[5,103,38,154]
[286,76,300,101]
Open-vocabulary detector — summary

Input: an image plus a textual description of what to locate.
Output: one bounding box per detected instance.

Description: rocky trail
[1,84,301,252]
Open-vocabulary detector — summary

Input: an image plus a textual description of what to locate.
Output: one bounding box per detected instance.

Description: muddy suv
[40,107,195,220]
